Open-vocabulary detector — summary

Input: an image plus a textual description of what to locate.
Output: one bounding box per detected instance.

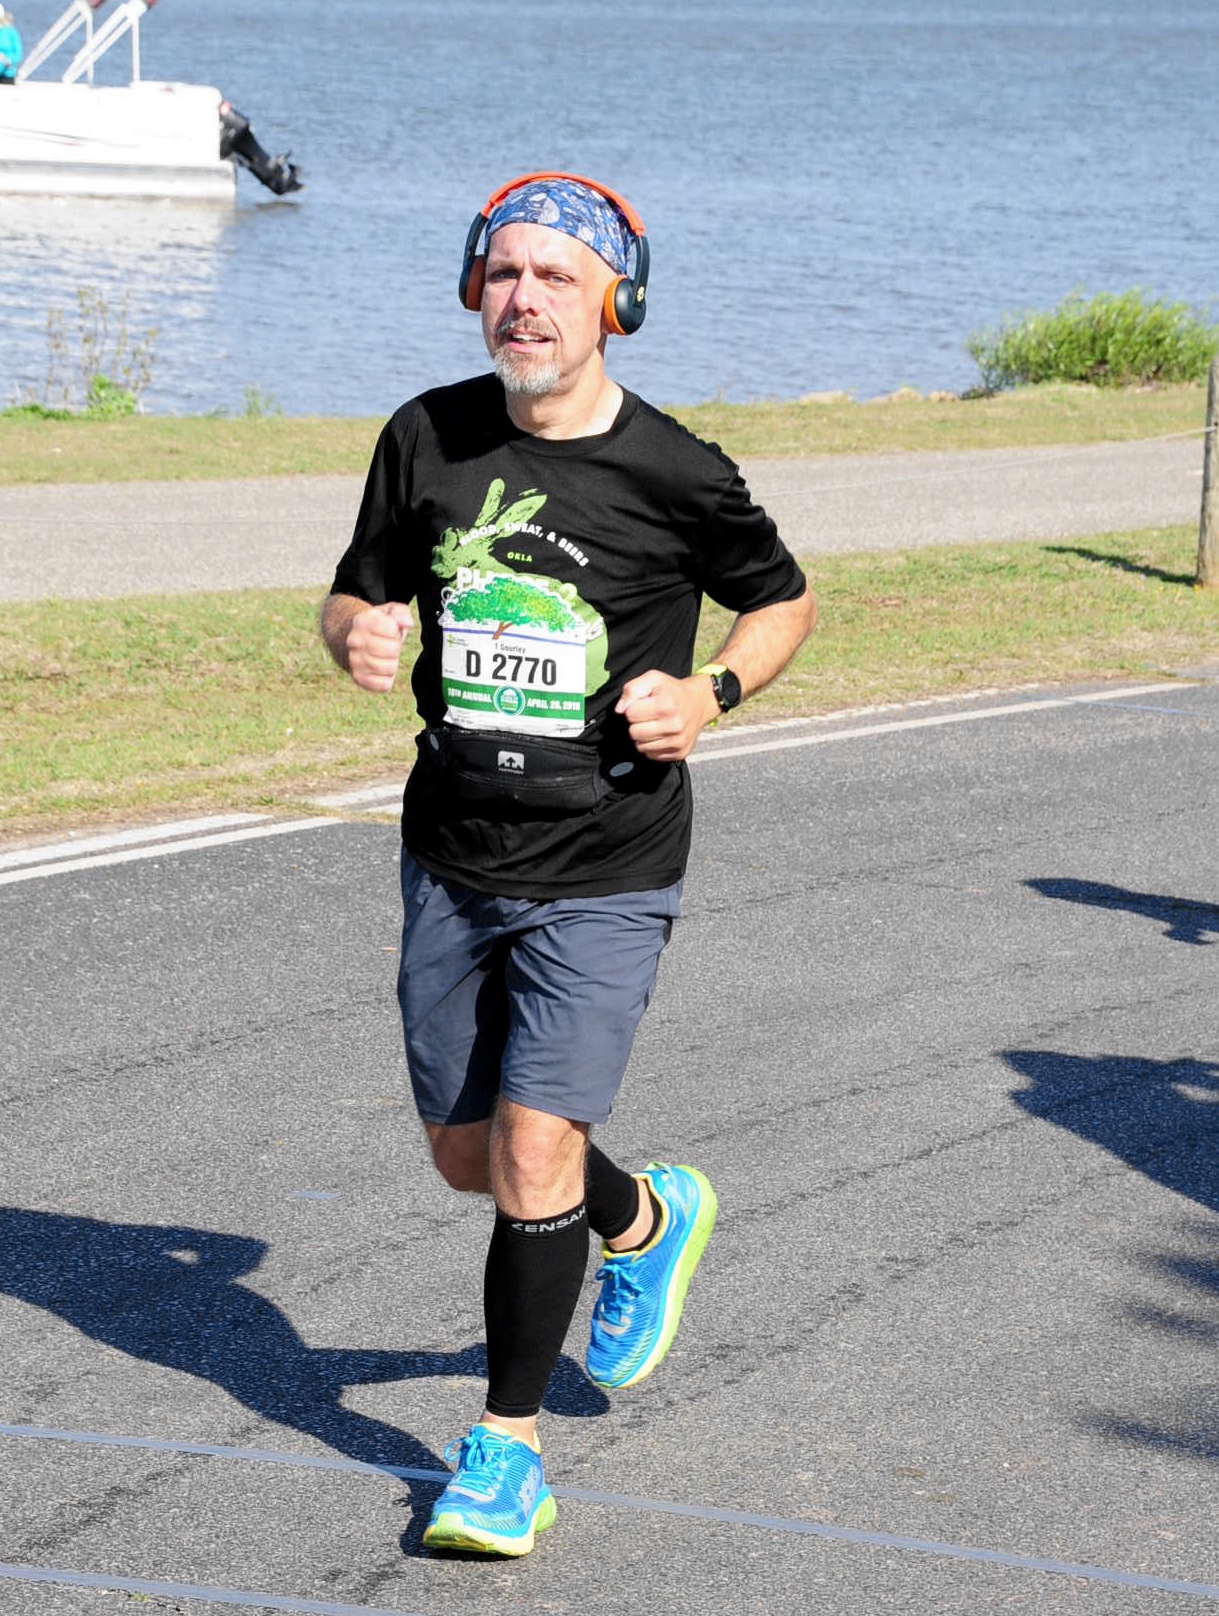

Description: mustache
[494,317,558,342]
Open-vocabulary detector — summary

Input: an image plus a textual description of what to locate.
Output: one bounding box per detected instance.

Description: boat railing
[16,0,105,84]
[17,0,108,83]
[17,0,160,87]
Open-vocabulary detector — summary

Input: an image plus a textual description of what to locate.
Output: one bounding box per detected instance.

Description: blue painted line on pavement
[0,1562,429,1616]
[0,1422,441,1484]
[3,1422,1218,1601]
[556,1488,1219,1599]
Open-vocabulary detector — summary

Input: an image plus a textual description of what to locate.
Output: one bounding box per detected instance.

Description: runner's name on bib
[441,625,586,737]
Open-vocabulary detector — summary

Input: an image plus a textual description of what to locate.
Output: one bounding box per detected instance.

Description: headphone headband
[459,171,649,336]
[475,171,647,238]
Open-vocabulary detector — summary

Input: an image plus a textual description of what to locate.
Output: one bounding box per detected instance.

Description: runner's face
[481,223,612,397]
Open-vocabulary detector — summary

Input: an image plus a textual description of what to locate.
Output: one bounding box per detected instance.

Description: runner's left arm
[617,581,815,762]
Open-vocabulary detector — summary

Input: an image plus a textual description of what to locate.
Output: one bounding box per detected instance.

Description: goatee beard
[493,348,562,397]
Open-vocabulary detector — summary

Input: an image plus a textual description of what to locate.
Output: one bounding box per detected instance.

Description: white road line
[0,818,339,887]
[688,682,1196,764]
[309,784,404,809]
[1,682,1199,887]
[0,813,268,873]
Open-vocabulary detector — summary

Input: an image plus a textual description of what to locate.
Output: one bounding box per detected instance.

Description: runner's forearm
[320,592,372,671]
[708,582,816,699]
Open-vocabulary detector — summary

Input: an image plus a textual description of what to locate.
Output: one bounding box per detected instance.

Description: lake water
[2,0,1216,417]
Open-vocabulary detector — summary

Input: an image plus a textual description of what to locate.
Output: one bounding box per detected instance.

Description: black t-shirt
[330,373,806,898]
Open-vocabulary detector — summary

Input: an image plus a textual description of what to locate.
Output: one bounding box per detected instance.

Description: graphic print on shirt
[431,479,608,737]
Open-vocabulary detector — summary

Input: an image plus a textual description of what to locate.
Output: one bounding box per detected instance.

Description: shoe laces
[443,1426,513,1488]
[593,1255,644,1325]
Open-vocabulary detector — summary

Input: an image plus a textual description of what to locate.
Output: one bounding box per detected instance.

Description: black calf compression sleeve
[483,1203,590,1420]
[584,1142,639,1241]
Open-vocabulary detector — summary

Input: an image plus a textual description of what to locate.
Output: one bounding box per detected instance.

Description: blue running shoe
[422,1423,557,1557]
[586,1162,718,1390]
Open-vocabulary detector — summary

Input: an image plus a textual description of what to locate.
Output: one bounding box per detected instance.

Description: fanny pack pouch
[417,725,643,811]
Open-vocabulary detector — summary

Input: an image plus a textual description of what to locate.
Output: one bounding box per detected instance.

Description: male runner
[322,172,814,1556]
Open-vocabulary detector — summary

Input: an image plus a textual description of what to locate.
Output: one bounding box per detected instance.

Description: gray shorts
[396,852,681,1126]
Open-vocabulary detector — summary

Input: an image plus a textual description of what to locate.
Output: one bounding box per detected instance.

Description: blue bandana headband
[486,178,632,276]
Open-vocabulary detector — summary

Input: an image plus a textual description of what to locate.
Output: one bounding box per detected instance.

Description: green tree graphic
[447,576,580,639]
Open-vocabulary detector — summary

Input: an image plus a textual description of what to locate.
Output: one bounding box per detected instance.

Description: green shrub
[83,374,138,419]
[968,290,1219,391]
[0,401,75,421]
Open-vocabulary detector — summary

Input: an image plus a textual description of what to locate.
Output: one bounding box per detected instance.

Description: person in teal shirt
[0,8,23,83]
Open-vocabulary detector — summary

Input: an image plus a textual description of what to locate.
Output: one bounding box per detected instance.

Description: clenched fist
[344,602,415,693]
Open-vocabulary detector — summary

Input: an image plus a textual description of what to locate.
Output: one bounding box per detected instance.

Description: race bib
[441,624,587,735]
[439,570,593,737]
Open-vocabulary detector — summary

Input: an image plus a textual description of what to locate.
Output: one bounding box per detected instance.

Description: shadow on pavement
[1026,877,1219,945]
[1006,1051,1219,1463]
[1007,1050,1219,1218]
[0,1208,608,1551]
[1098,1220,1219,1462]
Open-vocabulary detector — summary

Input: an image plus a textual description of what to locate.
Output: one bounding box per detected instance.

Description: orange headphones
[458,171,650,336]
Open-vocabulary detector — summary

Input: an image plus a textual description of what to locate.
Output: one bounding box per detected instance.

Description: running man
[321,172,814,1556]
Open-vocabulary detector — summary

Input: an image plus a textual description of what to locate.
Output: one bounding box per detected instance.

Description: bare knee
[490,1100,589,1217]
[426,1120,491,1194]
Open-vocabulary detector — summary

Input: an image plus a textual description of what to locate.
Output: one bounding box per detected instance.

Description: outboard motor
[219,101,302,196]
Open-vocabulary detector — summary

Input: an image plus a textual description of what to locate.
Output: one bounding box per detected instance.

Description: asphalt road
[3,677,1219,1614]
[0,433,1205,600]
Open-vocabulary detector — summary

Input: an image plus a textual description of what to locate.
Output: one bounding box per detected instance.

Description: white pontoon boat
[0,0,301,200]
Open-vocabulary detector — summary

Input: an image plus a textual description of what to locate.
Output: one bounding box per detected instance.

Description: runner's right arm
[320,592,415,693]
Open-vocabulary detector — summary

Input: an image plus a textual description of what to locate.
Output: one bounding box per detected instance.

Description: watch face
[714,669,743,712]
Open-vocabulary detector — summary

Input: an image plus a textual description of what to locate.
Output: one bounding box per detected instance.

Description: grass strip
[1,527,1214,841]
[0,383,1207,485]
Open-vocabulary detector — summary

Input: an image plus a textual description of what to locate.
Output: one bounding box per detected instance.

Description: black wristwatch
[698,662,742,714]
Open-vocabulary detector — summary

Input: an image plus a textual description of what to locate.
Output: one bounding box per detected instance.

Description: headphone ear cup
[602,278,627,336]
[603,276,646,336]
[461,254,486,312]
